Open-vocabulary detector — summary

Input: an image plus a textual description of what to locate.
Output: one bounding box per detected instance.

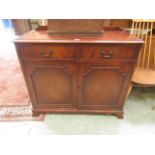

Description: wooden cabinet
[14,30,143,118]
[25,62,76,109]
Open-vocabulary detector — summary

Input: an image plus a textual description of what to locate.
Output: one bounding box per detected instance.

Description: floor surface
[0,87,155,135]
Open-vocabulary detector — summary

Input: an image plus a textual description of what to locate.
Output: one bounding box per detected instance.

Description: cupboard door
[77,62,131,110]
[24,61,77,108]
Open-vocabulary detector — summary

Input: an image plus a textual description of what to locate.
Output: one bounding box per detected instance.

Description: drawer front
[79,45,138,60]
[18,44,76,59]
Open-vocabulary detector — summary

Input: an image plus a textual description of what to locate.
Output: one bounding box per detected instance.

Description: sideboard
[14,30,143,118]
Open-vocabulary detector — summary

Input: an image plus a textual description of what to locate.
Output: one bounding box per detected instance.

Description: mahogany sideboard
[14,30,143,118]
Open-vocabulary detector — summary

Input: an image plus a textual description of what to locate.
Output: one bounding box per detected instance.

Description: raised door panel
[78,62,130,110]
[24,62,76,108]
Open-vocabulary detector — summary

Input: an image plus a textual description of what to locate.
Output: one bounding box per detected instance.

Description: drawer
[79,45,138,60]
[18,44,76,59]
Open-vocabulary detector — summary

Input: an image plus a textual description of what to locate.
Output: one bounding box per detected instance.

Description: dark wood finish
[48,19,104,34]
[78,45,139,60]
[14,30,143,118]
[14,30,143,44]
[18,44,76,59]
[110,19,132,28]
[25,61,77,108]
[77,62,130,110]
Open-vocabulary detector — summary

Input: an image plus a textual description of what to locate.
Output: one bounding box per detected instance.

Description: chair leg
[152,106,155,110]
[126,82,133,99]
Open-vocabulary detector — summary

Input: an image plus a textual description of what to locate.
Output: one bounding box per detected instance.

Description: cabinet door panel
[24,62,76,108]
[78,62,130,110]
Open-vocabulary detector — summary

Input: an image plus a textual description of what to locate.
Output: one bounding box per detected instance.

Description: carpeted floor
[0,54,32,118]
[0,27,34,119]
[0,57,29,106]
[0,56,45,120]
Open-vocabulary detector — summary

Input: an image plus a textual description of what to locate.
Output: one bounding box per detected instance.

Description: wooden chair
[131,20,155,85]
[130,19,155,109]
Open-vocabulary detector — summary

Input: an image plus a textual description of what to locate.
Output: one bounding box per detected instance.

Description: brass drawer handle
[100,50,113,58]
[40,50,53,57]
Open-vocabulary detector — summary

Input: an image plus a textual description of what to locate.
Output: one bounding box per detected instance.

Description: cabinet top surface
[14,30,143,44]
